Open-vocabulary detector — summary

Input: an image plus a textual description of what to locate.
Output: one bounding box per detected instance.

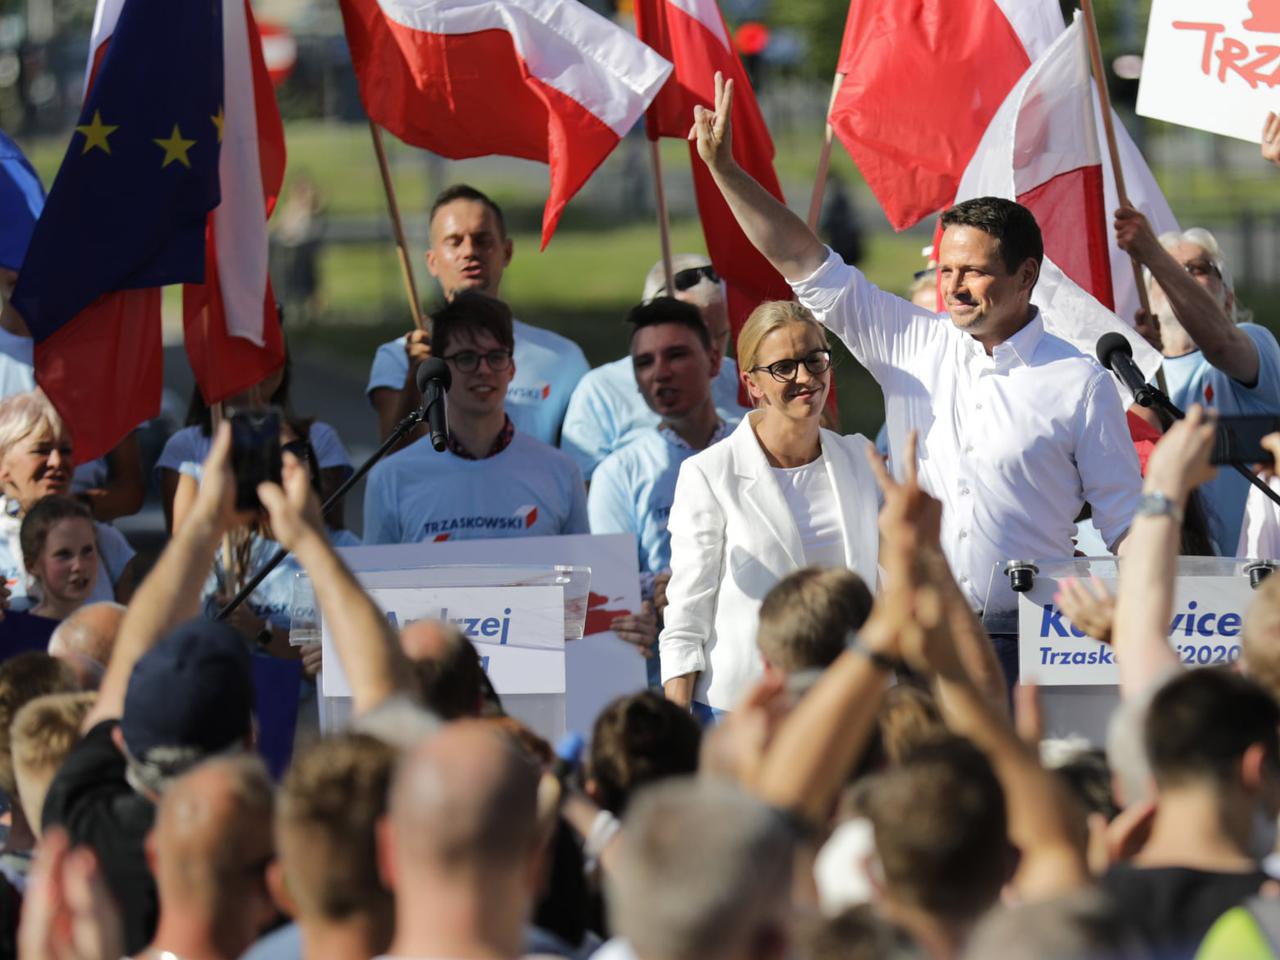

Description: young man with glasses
[364,184,590,448]
[362,293,588,544]
[561,254,751,481]
[1115,206,1280,554]
[687,74,1140,644]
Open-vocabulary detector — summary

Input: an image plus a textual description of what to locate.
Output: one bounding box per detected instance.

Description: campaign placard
[1019,575,1254,685]
[1137,0,1280,142]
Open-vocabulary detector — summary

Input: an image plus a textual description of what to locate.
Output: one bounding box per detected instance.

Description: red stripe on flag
[35,289,161,463]
[1016,164,1114,310]
[341,5,621,247]
[831,0,1031,230]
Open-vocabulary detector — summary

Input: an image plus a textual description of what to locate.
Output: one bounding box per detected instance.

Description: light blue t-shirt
[588,423,729,584]
[202,527,361,630]
[155,421,352,482]
[1161,323,1280,554]
[362,431,588,545]
[0,501,134,611]
[365,319,590,446]
[561,355,751,480]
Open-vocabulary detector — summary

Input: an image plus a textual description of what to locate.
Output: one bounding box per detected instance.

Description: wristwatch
[1136,490,1183,525]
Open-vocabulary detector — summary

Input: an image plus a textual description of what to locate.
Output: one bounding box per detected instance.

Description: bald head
[49,602,124,686]
[400,620,486,719]
[152,755,274,907]
[390,720,539,871]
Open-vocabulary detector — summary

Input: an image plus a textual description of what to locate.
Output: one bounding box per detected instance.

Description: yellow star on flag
[75,111,118,155]
[211,106,224,143]
[154,124,196,169]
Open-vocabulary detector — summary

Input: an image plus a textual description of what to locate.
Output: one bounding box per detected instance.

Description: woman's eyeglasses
[750,349,832,383]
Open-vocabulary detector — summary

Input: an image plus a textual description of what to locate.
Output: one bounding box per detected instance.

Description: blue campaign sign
[1019,575,1254,686]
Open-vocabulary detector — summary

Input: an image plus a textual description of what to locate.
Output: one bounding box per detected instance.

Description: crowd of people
[0,84,1279,960]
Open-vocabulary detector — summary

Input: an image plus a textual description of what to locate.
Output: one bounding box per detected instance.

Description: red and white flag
[634,0,792,331]
[339,0,672,248]
[952,16,1163,380]
[831,0,1065,231]
[182,0,286,404]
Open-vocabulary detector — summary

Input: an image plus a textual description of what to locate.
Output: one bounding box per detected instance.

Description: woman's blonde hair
[0,390,66,462]
[736,300,827,374]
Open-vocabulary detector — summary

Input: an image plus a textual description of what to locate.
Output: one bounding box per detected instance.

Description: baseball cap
[121,619,254,776]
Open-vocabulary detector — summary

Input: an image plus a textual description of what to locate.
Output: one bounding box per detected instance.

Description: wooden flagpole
[806,73,845,232]
[368,120,426,332]
[1080,0,1169,393]
[649,138,676,294]
[208,402,239,590]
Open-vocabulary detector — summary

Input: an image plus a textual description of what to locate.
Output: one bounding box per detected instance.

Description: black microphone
[415,357,452,452]
[1096,332,1151,404]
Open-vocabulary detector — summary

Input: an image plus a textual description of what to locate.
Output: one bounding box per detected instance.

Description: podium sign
[321,585,565,698]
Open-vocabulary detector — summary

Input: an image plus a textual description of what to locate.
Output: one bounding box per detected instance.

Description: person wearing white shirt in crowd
[660,300,880,722]
[0,390,133,611]
[363,292,588,545]
[562,254,750,480]
[366,184,589,447]
[588,298,731,673]
[689,76,1141,639]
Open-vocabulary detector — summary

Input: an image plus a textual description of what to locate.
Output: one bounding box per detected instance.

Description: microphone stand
[1132,382,1280,511]
[215,395,440,622]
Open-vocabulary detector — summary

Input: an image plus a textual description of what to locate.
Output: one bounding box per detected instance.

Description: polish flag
[182,0,286,404]
[338,0,672,248]
[830,0,1065,231]
[952,16,1163,380]
[634,0,792,333]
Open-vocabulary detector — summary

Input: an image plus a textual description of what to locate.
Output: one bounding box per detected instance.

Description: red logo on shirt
[515,505,538,528]
[1205,383,1215,405]
[434,533,451,542]
[541,383,551,400]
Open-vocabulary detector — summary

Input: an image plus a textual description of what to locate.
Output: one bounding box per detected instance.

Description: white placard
[321,584,565,698]
[1137,0,1280,142]
[1019,575,1253,685]
[338,534,646,733]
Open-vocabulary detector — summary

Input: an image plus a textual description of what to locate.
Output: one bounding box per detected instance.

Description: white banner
[321,585,566,698]
[337,533,646,733]
[1019,575,1254,685]
[1137,0,1280,142]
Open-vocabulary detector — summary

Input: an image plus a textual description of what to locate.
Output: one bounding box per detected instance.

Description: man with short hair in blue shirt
[1116,208,1280,554]
[366,184,589,447]
[588,298,729,668]
[561,254,750,480]
[363,293,588,545]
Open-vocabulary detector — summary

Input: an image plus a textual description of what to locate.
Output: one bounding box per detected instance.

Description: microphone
[1096,332,1151,405]
[415,357,452,452]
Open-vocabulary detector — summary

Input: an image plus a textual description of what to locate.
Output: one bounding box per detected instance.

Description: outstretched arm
[691,72,827,282]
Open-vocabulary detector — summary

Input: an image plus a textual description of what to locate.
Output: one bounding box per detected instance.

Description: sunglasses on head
[657,265,720,296]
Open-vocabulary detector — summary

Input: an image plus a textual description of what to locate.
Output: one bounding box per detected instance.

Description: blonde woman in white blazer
[660,301,881,719]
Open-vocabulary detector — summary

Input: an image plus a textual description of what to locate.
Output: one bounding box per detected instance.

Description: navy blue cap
[121,619,253,764]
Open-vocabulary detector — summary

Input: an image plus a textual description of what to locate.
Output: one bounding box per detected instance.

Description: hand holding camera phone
[227,408,282,511]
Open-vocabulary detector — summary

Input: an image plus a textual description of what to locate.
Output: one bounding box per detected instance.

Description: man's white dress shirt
[792,248,1142,609]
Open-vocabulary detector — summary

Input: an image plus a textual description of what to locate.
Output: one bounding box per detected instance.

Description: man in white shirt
[375,721,541,960]
[561,254,750,479]
[363,293,588,545]
[366,184,589,446]
[690,75,1140,614]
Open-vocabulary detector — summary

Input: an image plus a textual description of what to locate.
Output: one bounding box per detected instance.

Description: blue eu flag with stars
[11,0,223,342]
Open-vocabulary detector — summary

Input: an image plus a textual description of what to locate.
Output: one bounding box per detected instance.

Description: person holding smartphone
[659,301,880,722]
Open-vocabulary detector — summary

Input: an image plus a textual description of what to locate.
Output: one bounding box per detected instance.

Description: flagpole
[208,402,239,589]
[806,73,844,232]
[648,138,676,293]
[368,120,426,332]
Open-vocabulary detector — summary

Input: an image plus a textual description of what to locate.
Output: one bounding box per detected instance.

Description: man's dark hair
[940,197,1044,274]
[862,736,1009,924]
[432,291,515,358]
[407,624,488,720]
[757,567,873,673]
[626,297,711,352]
[588,691,701,816]
[1145,668,1280,789]
[429,184,507,239]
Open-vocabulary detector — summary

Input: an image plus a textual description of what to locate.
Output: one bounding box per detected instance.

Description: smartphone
[228,408,282,511]
[1211,415,1280,465]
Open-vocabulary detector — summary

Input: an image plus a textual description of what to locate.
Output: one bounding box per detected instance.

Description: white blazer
[659,413,881,711]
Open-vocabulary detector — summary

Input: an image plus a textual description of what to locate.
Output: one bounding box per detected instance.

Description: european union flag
[11,0,223,341]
